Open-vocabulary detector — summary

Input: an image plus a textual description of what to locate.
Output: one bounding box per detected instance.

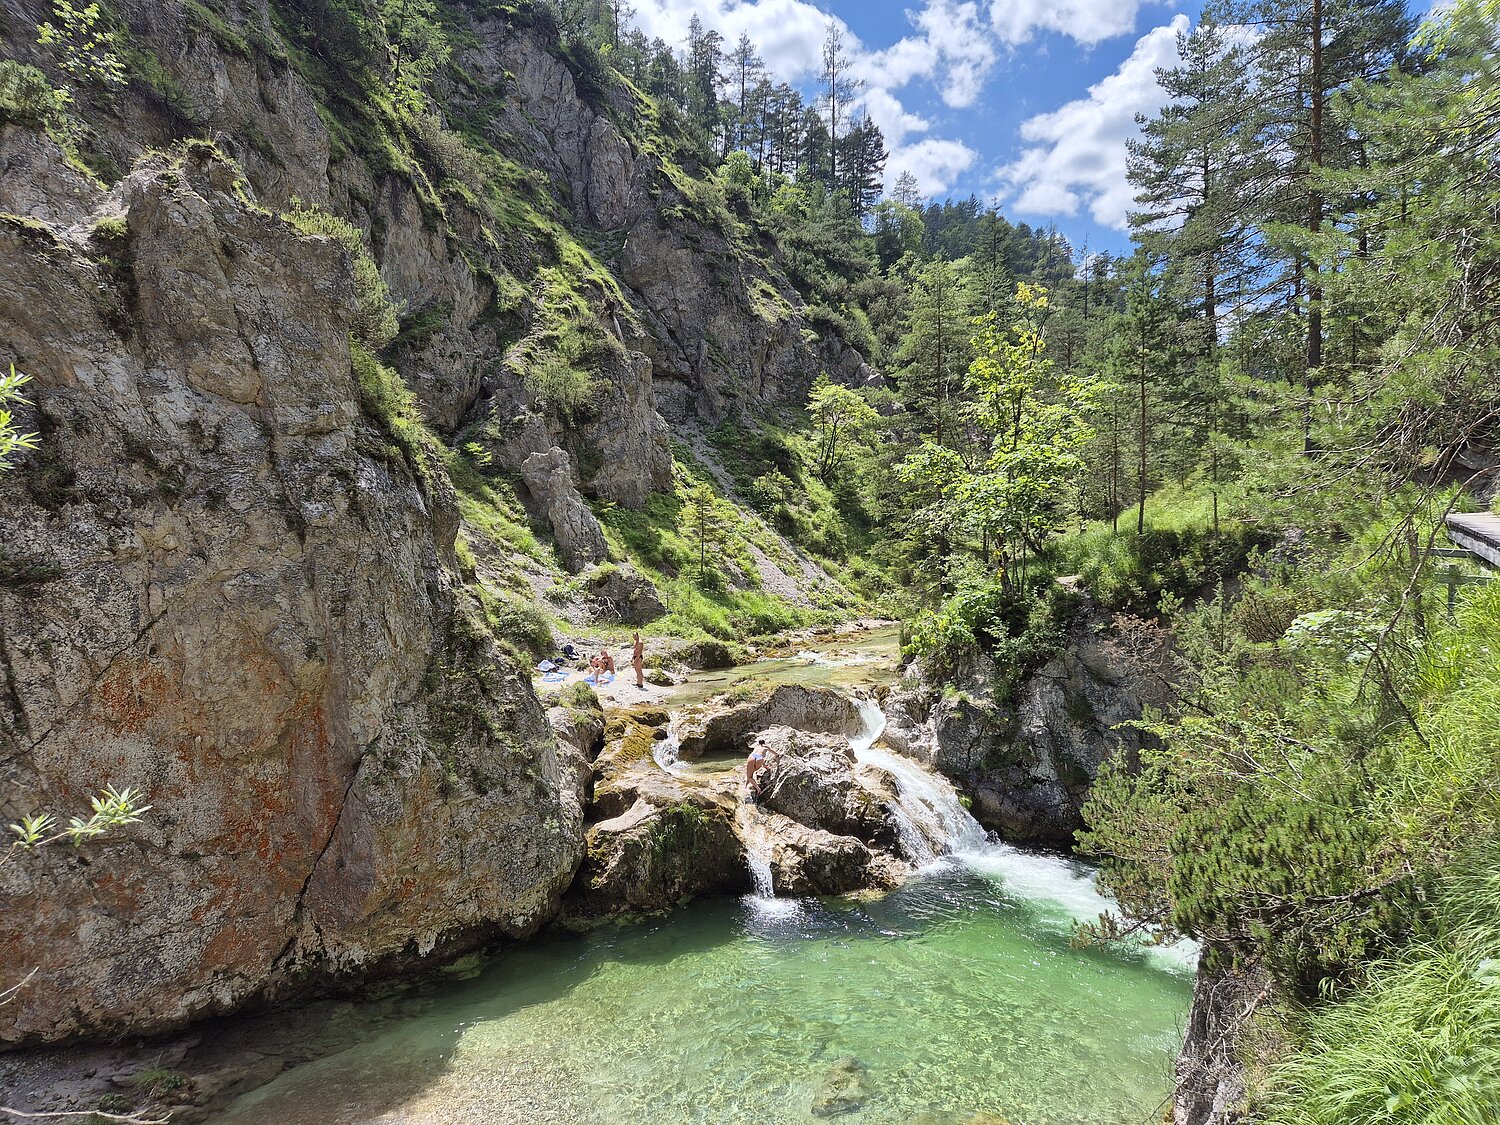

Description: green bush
[0,61,70,129]
[904,572,1077,700]
[524,350,599,420]
[1083,580,1500,996]
[281,202,397,349]
[558,681,600,712]
[476,584,553,658]
[1265,841,1500,1124]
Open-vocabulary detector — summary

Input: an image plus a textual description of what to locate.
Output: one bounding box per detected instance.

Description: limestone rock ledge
[880,602,1167,845]
[0,147,584,1046]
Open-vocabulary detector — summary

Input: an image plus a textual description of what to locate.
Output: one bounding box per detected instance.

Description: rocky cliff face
[1174,951,1271,1125]
[0,145,584,1045]
[0,0,876,1046]
[880,603,1167,844]
[1,0,870,564]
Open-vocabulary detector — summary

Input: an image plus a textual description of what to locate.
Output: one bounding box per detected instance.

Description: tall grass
[1265,846,1500,1124]
[1264,584,1500,1124]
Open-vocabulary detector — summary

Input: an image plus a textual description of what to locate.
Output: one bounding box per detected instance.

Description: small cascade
[746,845,776,898]
[734,803,789,909]
[651,720,682,771]
[848,697,989,862]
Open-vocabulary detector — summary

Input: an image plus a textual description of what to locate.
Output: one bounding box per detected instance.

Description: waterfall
[745,845,776,898]
[849,697,989,863]
[733,803,788,908]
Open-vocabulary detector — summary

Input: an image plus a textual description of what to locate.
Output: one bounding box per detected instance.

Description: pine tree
[819,21,862,197]
[684,15,725,148]
[1204,0,1414,451]
[892,171,922,210]
[838,112,886,218]
[893,259,972,449]
[728,33,763,151]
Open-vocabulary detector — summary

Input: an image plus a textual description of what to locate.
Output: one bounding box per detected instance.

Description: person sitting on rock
[744,737,781,801]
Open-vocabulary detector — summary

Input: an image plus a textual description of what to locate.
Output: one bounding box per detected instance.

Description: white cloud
[988,0,1152,46]
[997,15,1186,229]
[627,0,1168,207]
[861,87,930,148]
[889,137,979,196]
[864,0,996,108]
[630,0,851,81]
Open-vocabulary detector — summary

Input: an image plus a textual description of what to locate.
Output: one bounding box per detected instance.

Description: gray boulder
[520,446,610,573]
[756,728,897,845]
[583,562,666,625]
[880,603,1162,845]
[675,685,863,760]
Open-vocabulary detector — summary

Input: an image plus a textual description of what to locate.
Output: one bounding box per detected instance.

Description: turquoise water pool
[216,850,1192,1125]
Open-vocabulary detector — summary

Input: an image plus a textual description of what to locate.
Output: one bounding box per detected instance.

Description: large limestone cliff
[0,147,585,1045]
[0,0,871,512]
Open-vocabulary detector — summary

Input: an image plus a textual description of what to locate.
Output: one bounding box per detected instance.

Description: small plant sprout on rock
[4,784,151,864]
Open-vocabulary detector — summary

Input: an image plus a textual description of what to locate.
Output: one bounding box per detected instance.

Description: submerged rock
[812,1056,872,1117]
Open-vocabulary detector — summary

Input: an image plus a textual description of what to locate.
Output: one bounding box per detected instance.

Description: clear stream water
[215,626,1193,1125]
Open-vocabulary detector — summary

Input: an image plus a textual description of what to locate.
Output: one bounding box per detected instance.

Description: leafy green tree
[963,283,1100,586]
[806,373,878,481]
[381,0,450,115]
[0,364,39,470]
[36,1,125,87]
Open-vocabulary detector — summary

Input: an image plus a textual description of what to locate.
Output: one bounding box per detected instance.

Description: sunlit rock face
[881,602,1163,845]
[0,148,584,1046]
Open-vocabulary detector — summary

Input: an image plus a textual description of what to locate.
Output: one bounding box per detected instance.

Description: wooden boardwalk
[1446,512,1500,568]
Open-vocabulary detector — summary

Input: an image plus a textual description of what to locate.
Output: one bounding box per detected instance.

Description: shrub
[904,572,1076,699]
[281,202,397,349]
[1264,841,1500,1123]
[0,60,70,129]
[559,681,600,712]
[524,351,599,420]
[476,585,553,658]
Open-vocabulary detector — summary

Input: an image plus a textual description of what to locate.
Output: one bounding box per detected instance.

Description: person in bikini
[744,736,781,801]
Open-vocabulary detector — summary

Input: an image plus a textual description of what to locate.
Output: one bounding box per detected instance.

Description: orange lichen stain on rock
[90,867,145,914]
[92,660,175,737]
[198,910,282,971]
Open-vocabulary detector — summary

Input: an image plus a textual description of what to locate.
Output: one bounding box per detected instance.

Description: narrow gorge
[3,1,1497,1123]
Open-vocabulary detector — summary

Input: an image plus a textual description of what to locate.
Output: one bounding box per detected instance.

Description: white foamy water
[849,697,987,863]
[848,697,1197,972]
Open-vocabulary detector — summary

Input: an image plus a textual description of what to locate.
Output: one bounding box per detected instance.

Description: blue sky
[628,0,1212,254]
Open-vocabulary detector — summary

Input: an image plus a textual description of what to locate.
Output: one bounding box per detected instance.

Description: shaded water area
[215,625,1193,1125]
